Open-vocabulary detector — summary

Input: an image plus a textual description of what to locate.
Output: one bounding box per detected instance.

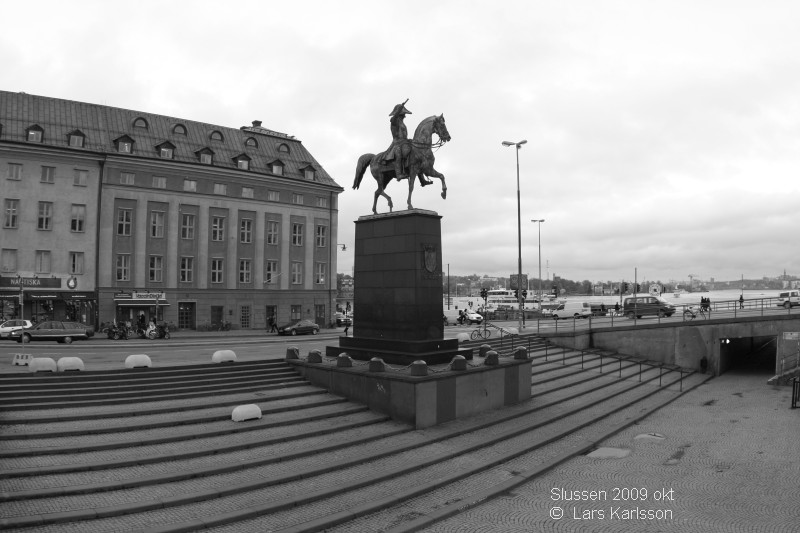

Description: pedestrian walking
[268,315,276,333]
[343,322,350,336]
[739,294,744,309]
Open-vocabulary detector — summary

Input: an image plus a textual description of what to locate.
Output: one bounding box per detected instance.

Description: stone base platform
[326,336,473,365]
[287,356,531,429]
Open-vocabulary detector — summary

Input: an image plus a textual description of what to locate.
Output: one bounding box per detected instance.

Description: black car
[277,319,320,336]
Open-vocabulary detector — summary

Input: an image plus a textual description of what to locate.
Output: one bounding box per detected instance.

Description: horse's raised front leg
[426,168,447,199]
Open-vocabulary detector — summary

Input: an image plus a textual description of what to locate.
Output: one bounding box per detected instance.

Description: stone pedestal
[326,209,472,365]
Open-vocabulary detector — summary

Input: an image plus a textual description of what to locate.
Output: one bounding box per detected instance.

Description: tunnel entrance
[719,335,776,375]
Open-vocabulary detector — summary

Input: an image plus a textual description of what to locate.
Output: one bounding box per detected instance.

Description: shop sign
[114,291,132,299]
[1,276,62,288]
[66,276,78,289]
[132,290,166,300]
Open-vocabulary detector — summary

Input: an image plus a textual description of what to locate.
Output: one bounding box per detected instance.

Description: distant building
[0,91,343,329]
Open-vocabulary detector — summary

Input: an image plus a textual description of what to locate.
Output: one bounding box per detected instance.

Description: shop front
[0,276,97,326]
[114,290,170,327]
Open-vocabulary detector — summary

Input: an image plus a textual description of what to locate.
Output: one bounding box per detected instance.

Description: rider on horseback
[382,99,412,181]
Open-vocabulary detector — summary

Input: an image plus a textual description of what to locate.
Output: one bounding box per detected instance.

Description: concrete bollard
[513,346,528,360]
[479,344,492,358]
[337,353,353,367]
[410,360,428,376]
[369,357,386,372]
[450,355,467,371]
[285,346,300,360]
[212,350,237,363]
[29,357,57,373]
[57,357,85,372]
[231,404,262,422]
[125,354,152,368]
[456,332,470,343]
[307,350,322,363]
[11,353,33,366]
[484,350,499,365]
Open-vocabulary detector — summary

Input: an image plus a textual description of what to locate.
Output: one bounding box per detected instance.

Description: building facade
[1,91,343,330]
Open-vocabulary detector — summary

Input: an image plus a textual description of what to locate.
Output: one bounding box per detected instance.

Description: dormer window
[234,153,251,171]
[210,130,224,141]
[278,143,290,154]
[270,159,284,176]
[301,164,317,181]
[196,148,214,165]
[68,129,86,148]
[245,137,258,148]
[173,124,187,135]
[26,125,44,143]
[115,135,134,154]
[133,117,149,129]
[156,141,176,159]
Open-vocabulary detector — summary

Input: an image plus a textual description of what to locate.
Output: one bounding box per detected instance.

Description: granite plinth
[326,336,473,365]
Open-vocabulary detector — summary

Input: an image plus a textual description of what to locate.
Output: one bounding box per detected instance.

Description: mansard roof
[0,90,340,188]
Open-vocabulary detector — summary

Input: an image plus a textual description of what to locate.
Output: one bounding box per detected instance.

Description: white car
[0,319,34,339]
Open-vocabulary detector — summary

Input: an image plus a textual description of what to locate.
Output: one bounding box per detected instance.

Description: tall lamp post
[531,219,545,309]
[502,139,527,331]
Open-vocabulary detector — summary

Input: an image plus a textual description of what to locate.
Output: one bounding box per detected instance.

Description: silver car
[0,319,33,339]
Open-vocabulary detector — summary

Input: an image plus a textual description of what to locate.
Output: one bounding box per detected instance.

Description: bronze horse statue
[353,114,451,214]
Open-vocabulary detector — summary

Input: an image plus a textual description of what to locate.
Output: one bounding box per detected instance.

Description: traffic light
[514,289,519,299]
[480,288,487,299]
[522,290,527,299]
[636,283,641,292]
[622,282,629,293]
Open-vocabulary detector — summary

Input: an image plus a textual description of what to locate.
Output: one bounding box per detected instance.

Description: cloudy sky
[3,0,798,285]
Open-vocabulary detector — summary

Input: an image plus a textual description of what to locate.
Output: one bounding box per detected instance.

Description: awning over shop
[114,299,171,306]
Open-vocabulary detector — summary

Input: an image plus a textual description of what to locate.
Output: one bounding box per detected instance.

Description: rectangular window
[69,252,84,275]
[180,256,194,283]
[266,221,279,245]
[71,204,86,232]
[74,169,88,186]
[265,261,278,284]
[181,213,195,239]
[211,217,225,241]
[118,141,132,153]
[1,249,17,272]
[69,135,85,148]
[183,179,197,192]
[3,199,19,228]
[214,183,227,195]
[35,250,51,274]
[315,225,327,247]
[316,197,328,208]
[152,176,167,189]
[304,169,316,181]
[37,202,53,230]
[239,259,252,283]
[240,219,252,243]
[7,163,22,180]
[267,190,279,202]
[160,147,173,159]
[150,211,165,238]
[28,130,42,142]
[116,254,130,281]
[315,262,326,284]
[240,305,251,329]
[117,208,132,236]
[200,153,212,165]
[41,166,55,183]
[120,172,135,185]
[149,255,163,282]
[237,159,249,170]
[291,261,302,285]
[290,305,301,320]
[272,164,284,175]
[291,223,303,246]
[292,193,304,205]
[211,258,224,284]
[241,187,254,199]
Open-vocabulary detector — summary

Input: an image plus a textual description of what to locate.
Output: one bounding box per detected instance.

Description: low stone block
[125,354,152,368]
[307,350,323,363]
[484,350,499,365]
[285,346,300,360]
[369,357,386,372]
[479,344,492,358]
[410,360,428,376]
[57,357,85,372]
[231,404,262,422]
[337,354,353,367]
[513,346,528,360]
[456,332,469,343]
[29,357,57,373]
[450,355,467,371]
[212,350,237,363]
[11,353,33,366]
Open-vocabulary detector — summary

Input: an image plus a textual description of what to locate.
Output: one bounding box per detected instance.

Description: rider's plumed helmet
[389,103,412,117]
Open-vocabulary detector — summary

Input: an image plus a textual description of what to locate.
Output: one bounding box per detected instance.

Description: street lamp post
[502,139,527,332]
[531,219,545,309]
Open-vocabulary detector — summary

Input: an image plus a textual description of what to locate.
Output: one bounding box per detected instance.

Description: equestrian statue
[353,99,451,214]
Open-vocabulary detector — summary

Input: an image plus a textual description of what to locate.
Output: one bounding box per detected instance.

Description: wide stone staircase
[0,337,710,532]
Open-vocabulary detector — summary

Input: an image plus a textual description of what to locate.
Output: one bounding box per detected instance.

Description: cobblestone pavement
[419,370,799,533]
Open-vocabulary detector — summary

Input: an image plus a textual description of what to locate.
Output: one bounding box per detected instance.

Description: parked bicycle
[683,305,707,320]
[470,327,491,340]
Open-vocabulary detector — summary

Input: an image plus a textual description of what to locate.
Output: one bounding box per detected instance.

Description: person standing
[268,315,276,333]
[739,294,744,309]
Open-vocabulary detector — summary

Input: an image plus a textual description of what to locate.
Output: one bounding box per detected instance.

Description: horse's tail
[353,154,374,189]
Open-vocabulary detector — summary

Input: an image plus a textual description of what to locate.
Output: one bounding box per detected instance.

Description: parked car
[778,290,800,309]
[10,320,90,344]
[277,319,320,336]
[0,319,33,339]
[465,311,483,324]
[81,323,96,337]
[335,312,352,327]
[551,301,592,320]
[622,296,675,319]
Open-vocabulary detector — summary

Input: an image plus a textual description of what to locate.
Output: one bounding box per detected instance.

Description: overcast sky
[2,0,798,285]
